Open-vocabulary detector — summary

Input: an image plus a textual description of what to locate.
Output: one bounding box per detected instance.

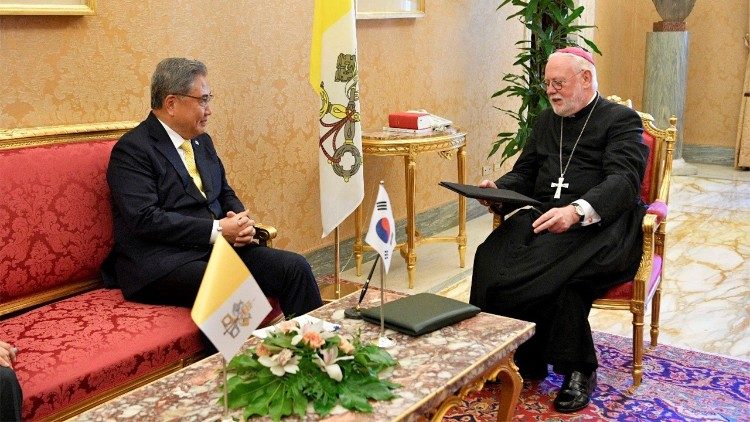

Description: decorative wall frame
[356,0,424,20]
[0,0,96,15]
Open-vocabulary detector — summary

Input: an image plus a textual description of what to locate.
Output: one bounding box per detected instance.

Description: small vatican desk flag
[191,236,272,361]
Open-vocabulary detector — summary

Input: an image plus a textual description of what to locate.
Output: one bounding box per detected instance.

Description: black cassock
[470,95,649,373]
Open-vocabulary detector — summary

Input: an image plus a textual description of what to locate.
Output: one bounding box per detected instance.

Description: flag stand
[376,258,395,348]
[320,227,360,303]
[221,358,232,422]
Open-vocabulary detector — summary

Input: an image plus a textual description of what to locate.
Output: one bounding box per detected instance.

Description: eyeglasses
[540,69,584,92]
[172,93,214,107]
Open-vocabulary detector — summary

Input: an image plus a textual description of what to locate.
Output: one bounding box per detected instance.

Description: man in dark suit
[0,340,22,422]
[105,57,322,316]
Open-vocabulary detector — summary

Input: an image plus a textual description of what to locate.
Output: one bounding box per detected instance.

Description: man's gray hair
[151,58,208,109]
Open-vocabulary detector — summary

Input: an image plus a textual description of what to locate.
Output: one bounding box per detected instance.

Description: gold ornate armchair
[592,96,676,391]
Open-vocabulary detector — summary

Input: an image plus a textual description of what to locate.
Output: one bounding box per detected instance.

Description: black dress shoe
[553,370,596,413]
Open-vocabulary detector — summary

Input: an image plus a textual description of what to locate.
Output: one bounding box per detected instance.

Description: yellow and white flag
[365,184,397,274]
[310,0,364,238]
[191,236,272,361]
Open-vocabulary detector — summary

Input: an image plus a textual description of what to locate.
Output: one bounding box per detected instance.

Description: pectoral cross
[551,176,568,199]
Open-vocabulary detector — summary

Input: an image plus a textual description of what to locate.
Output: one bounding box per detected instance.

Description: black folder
[360,293,481,336]
[439,181,542,207]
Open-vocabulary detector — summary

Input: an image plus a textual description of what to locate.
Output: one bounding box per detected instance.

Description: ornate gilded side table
[354,128,467,288]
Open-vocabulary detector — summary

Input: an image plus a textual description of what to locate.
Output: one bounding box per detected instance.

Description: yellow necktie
[180,140,205,197]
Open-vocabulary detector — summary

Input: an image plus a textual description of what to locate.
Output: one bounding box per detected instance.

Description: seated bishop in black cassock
[470,47,648,413]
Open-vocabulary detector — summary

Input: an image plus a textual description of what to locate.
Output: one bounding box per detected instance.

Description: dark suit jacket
[103,112,244,297]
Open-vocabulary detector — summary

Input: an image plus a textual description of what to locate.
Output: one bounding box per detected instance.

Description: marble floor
[341,163,750,360]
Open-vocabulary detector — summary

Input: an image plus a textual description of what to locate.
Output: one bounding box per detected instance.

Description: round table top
[361,127,466,155]
[363,126,464,141]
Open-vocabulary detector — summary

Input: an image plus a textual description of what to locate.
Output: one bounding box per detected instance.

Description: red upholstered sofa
[0,122,283,421]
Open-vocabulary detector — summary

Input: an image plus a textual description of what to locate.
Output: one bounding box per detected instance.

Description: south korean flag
[365,183,397,273]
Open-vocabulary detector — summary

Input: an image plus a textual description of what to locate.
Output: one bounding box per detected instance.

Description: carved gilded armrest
[646,200,668,258]
[629,212,657,312]
[254,223,278,247]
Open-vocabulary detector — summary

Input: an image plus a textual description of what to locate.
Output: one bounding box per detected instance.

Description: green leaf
[362,382,398,401]
[265,334,295,350]
[290,389,308,417]
[245,401,271,420]
[339,390,373,413]
[268,395,290,422]
[227,353,260,371]
[227,373,277,409]
[582,37,602,55]
[311,392,337,416]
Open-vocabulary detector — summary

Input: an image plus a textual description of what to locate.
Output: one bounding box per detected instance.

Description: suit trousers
[0,366,22,422]
[129,243,323,317]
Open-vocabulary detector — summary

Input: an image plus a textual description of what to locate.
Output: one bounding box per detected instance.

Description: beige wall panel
[595,0,658,110]
[595,0,747,149]
[683,0,747,148]
[0,1,522,255]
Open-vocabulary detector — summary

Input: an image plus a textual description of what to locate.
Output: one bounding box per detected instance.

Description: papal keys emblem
[317,53,362,182]
[221,299,253,339]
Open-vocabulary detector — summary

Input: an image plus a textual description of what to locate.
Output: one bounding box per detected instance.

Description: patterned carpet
[444,331,750,421]
[317,276,750,421]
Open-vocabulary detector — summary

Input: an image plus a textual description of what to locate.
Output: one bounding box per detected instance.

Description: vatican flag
[365,184,397,274]
[310,0,364,238]
[191,236,272,361]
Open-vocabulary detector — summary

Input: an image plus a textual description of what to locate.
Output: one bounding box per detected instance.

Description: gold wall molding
[0,0,96,15]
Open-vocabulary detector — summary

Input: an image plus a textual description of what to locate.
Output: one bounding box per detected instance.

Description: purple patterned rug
[444,331,750,421]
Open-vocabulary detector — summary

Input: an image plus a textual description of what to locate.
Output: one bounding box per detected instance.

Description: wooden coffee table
[73,290,534,421]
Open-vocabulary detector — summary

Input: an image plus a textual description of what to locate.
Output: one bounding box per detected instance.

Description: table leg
[428,352,522,421]
[405,152,417,289]
[494,354,523,422]
[457,145,467,268]
[354,203,363,276]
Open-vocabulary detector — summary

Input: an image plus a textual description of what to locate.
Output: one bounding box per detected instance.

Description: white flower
[258,348,300,376]
[312,346,354,382]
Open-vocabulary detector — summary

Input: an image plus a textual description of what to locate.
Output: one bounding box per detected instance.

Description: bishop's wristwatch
[572,202,585,223]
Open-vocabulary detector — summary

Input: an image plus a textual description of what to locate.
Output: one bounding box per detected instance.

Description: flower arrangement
[226,319,400,421]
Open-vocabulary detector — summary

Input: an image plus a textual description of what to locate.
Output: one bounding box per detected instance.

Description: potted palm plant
[490,0,600,163]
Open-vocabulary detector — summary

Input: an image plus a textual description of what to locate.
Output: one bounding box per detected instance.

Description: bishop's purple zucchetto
[555,47,595,65]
